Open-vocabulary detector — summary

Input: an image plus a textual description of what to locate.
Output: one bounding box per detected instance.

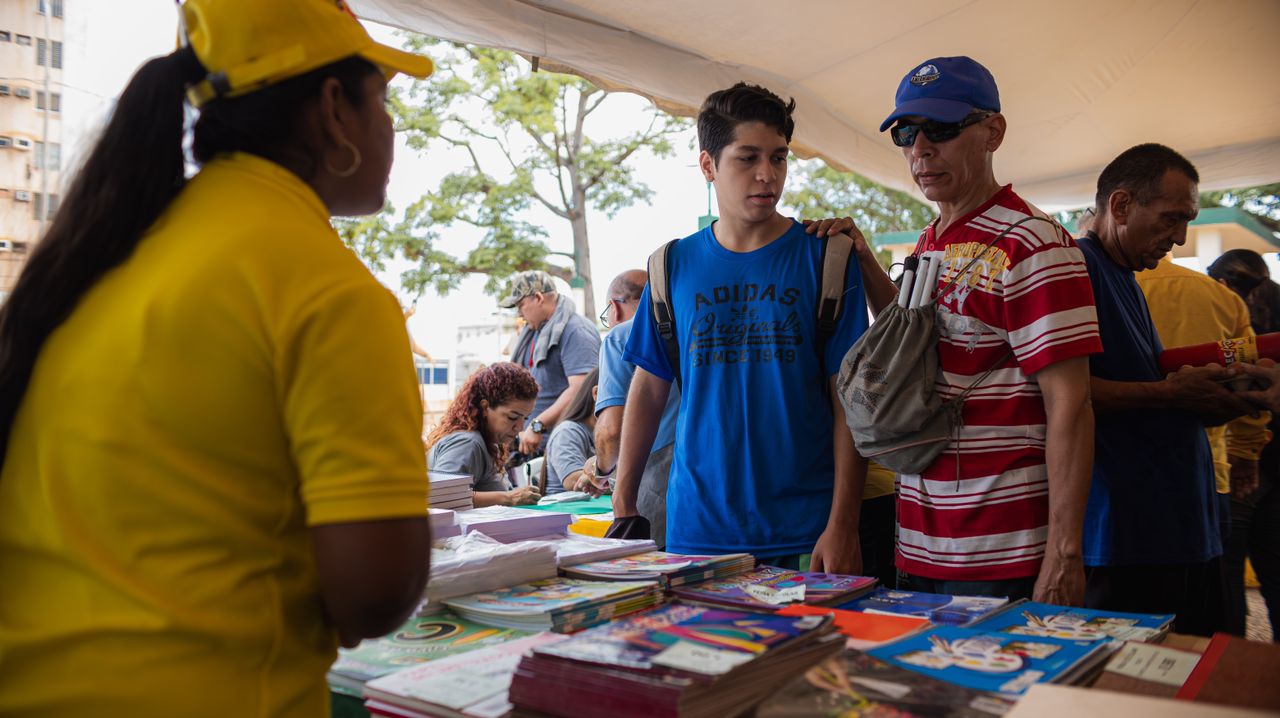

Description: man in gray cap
[499,271,601,455]
[875,56,1101,604]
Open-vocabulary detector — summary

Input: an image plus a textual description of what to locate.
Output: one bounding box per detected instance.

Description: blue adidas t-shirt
[624,220,867,555]
[1076,235,1220,566]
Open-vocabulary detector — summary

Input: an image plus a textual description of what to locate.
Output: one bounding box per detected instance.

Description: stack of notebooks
[429,472,474,511]
[671,566,877,610]
[443,577,664,633]
[421,532,559,614]
[508,603,844,718]
[455,505,574,542]
[364,632,569,718]
[776,604,931,650]
[839,588,1010,626]
[326,610,527,697]
[560,551,755,588]
[429,508,461,540]
[1094,632,1280,711]
[756,648,1015,717]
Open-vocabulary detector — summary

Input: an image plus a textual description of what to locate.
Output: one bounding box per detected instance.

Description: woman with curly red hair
[427,362,542,507]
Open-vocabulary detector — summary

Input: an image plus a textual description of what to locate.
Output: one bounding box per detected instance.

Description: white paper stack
[429,508,461,540]
[521,532,655,567]
[454,506,572,542]
[429,472,474,511]
[420,532,559,614]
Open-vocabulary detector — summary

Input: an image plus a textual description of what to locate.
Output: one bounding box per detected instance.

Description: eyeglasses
[599,298,626,328]
[891,112,993,148]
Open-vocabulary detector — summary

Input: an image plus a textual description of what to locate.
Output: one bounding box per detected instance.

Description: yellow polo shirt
[0,153,428,717]
[1137,257,1271,493]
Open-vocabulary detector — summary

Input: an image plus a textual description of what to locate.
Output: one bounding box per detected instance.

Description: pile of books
[443,577,664,633]
[455,505,574,542]
[671,566,877,610]
[364,632,569,718]
[429,508,461,540]
[560,550,754,588]
[421,532,559,614]
[508,603,844,718]
[429,472,474,511]
[524,532,657,567]
[327,610,528,697]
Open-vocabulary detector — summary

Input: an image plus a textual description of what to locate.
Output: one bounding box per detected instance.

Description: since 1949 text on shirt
[897,186,1102,581]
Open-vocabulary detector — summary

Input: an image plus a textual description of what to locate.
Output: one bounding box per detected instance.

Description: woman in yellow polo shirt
[0,2,435,715]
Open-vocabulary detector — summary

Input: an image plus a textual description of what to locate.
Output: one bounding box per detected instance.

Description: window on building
[38,0,64,17]
[0,85,9,96]
[12,241,29,254]
[14,86,31,99]
[52,40,62,69]
[16,35,31,46]
[31,193,58,220]
[0,31,11,42]
[34,142,60,171]
[35,91,59,111]
[0,137,11,149]
[36,38,44,65]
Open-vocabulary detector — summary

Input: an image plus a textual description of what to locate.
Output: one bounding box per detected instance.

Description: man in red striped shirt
[873,57,1102,603]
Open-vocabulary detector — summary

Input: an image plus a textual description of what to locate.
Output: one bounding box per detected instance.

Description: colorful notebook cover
[561,551,749,580]
[840,588,1009,626]
[671,566,876,609]
[777,604,929,648]
[364,631,570,713]
[970,602,1174,643]
[443,577,658,616]
[530,603,832,675]
[756,648,1015,717]
[867,625,1104,698]
[327,612,527,694]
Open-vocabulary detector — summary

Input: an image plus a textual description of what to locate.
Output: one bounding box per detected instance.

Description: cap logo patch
[910,64,941,86]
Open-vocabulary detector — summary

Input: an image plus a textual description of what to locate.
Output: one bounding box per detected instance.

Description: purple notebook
[671,566,877,610]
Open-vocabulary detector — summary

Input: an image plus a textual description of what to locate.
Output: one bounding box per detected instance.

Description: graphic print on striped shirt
[898,186,1102,581]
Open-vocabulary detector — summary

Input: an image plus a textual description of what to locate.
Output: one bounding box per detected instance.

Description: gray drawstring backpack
[837,216,1056,474]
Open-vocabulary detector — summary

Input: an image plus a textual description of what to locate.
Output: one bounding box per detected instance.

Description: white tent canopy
[352,0,1280,211]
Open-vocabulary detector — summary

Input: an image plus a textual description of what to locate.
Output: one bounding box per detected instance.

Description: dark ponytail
[0,47,199,466]
[0,47,381,468]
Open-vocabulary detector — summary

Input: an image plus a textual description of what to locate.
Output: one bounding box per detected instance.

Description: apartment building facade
[0,0,63,300]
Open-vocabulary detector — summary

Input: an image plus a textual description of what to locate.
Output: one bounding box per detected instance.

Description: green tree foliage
[1201,183,1280,230]
[783,160,935,267]
[338,36,688,317]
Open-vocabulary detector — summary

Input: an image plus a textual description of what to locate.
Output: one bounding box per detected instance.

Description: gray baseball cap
[497,270,557,308]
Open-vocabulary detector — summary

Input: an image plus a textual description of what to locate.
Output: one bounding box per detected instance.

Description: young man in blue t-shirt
[611,83,869,571]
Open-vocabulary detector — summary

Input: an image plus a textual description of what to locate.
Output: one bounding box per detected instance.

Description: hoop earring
[324,138,362,178]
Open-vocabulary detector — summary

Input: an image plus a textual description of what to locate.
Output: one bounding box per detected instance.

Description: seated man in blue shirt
[1078,143,1255,636]
[611,83,869,571]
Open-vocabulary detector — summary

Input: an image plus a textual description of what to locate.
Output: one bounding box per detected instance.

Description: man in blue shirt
[581,269,681,548]
[1079,143,1254,636]
[612,83,869,571]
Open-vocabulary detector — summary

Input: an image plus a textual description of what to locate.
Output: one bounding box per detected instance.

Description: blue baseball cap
[879,56,1001,132]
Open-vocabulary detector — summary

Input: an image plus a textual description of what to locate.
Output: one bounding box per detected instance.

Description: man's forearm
[828,375,864,530]
[1090,376,1168,414]
[1043,361,1094,559]
[859,253,899,317]
[594,406,624,472]
[613,370,670,516]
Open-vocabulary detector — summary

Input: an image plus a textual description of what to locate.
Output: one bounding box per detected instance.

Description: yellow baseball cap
[182,0,433,107]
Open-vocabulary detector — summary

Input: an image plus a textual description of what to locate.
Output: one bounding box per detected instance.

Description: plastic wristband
[595,462,617,478]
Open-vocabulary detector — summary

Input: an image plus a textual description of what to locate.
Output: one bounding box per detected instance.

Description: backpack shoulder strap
[646,239,681,390]
[816,232,855,339]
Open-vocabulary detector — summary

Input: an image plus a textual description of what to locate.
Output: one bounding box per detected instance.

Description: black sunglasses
[891,112,993,148]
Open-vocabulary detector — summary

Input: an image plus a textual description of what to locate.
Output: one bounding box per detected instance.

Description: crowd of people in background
[0,0,1275,714]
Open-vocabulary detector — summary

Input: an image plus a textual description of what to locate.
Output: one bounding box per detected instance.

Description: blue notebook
[838,588,1008,626]
[867,625,1106,697]
[969,601,1174,642]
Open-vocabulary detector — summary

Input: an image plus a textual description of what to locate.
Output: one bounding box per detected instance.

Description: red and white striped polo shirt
[897,185,1102,581]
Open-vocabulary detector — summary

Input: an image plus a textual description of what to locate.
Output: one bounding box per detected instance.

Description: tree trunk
[571,204,595,321]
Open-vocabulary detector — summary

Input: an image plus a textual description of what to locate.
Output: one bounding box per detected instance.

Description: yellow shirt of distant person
[1137,256,1271,493]
[0,153,428,717]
